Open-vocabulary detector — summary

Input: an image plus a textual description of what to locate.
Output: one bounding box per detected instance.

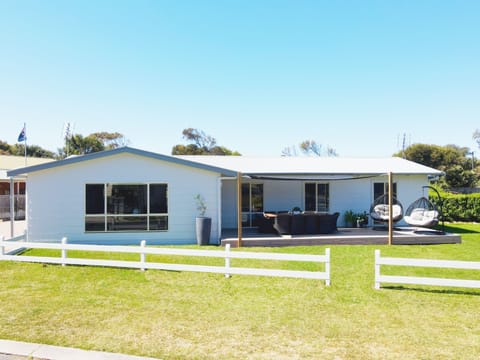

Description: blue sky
[1,0,479,157]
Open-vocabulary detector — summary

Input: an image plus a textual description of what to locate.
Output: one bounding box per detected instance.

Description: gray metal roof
[178,155,443,176]
[6,147,238,177]
[1,155,54,180]
[6,147,442,178]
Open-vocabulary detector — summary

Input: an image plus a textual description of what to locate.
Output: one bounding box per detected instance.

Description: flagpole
[23,123,27,166]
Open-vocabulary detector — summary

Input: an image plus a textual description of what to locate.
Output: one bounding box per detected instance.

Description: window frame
[304,182,330,213]
[85,183,168,233]
[241,182,264,228]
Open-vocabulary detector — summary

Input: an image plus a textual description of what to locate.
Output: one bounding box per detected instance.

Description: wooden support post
[388,172,393,246]
[237,172,242,247]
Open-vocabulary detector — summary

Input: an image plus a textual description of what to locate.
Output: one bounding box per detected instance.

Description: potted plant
[194,194,211,245]
[356,211,369,228]
[344,210,356,228]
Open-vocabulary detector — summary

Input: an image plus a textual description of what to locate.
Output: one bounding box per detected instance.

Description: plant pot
[196,217,211,245]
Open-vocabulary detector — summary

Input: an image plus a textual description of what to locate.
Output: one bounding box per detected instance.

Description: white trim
[375,250,480,290]
[0,240,331,284]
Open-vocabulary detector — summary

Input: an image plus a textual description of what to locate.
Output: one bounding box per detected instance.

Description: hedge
[431,192,480,222]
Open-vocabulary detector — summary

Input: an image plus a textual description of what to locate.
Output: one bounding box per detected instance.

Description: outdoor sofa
[260,212,339,235]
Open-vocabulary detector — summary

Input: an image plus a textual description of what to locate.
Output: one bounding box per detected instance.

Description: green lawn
[1,223,480,359]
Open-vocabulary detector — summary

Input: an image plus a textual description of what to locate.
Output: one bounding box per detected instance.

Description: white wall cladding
[221,179,237,228]
[27,153,222,245]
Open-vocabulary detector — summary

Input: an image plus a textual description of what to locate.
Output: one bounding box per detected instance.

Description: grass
[0,223,480,359]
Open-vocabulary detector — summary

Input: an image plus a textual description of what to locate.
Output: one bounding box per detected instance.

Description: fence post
[225,244,231,278]
[140,240,146,271]
[374,249,381,290]
[61,237,67,267]
[325,248,330,286]
[0,236,4,256]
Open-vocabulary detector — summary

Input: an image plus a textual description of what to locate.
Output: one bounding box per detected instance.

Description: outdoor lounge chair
[370,194,403,223]
[404,197,440,228]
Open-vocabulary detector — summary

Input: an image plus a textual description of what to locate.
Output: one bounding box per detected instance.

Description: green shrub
[431,192,480,222]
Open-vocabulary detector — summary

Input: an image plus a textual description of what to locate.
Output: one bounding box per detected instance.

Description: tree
[0,140,11,155]
[59,131,129,158]
[395,143,478,189]
[0,139,55,158]
[473,129,480,149]
[171,128,241,155]
[90,132,129,149]
[283,140,338,157]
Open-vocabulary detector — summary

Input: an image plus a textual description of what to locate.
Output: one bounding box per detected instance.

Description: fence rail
[375,249,480,290]
[0,238,330,285]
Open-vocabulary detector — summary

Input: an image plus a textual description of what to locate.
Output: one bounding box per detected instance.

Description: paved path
[0,340,159,360]
[0,220,25,240]
[0,220,26,254]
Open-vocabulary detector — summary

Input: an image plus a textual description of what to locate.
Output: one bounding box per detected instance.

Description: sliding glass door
[241,183,264,227]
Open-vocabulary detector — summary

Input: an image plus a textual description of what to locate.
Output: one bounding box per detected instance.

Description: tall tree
[90,132,129,149]
[283,140,338,157]
[172,128,240,155]
[59,131,128,157]
[395,143,478,188]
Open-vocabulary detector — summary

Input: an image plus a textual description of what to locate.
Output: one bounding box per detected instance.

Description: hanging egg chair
[369,194,404,223]
[404,196,440,228]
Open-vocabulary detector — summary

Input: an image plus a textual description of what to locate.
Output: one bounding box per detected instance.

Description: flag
[17,125,26,142]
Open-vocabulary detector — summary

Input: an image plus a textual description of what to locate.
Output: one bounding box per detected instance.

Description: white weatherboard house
[7,147,443,245]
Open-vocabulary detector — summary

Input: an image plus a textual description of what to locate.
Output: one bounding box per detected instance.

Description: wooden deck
[220,227,462,247]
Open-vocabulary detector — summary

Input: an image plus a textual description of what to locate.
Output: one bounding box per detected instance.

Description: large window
[305,183,329,212]
[85,183,168,232]
[242,183,264,227]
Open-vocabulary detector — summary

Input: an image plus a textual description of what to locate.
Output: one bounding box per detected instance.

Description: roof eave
[6,147,238,178]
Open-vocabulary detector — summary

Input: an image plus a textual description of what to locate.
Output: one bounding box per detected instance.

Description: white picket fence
[375,249,480,290]
[0,238,330,285]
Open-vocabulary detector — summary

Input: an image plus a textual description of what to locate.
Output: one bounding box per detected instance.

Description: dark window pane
[150,184,168,213]
[150,216,168,230]
[107,185,147,214]
[241,184,250,212]
[305,183,316,211]
[85,216,105,231]
[107,216,147,231]
[86,184,104,214]
[317,184,329,212]
[374,182,397,200]
[251,184,263,212]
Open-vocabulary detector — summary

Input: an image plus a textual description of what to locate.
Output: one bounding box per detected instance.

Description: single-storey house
[7,147,443,245]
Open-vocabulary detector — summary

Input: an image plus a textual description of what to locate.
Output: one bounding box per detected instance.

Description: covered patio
[221,226,461,247]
